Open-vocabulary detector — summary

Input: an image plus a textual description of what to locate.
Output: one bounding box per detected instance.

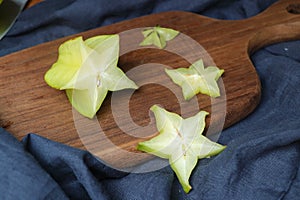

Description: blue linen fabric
[1,0,300,199]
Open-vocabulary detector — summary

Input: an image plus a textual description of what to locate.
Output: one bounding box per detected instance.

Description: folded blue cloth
[1,0,300,199]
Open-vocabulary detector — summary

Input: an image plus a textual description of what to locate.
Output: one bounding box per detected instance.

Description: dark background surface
[1,0,300,199]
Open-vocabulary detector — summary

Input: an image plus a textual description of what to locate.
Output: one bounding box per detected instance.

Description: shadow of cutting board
[1,0,300,169]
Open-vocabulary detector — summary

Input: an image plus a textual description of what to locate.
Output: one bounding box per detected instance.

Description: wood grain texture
[1,0,300,169]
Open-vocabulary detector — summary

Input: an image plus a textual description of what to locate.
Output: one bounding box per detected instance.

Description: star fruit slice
[137,105,226,193]
[140,26,179,49]
[44,35,138,118]
[165,59,224,100]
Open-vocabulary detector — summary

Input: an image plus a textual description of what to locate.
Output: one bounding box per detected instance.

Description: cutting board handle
[247,0,300,54]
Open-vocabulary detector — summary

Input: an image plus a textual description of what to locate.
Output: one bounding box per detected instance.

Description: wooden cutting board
[1,0,300,169]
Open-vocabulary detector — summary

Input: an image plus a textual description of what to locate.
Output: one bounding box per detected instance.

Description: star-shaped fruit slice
[137,105,226,193]
[44,35,138,118]
[139,26,179,49]
[165,59,224,100]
